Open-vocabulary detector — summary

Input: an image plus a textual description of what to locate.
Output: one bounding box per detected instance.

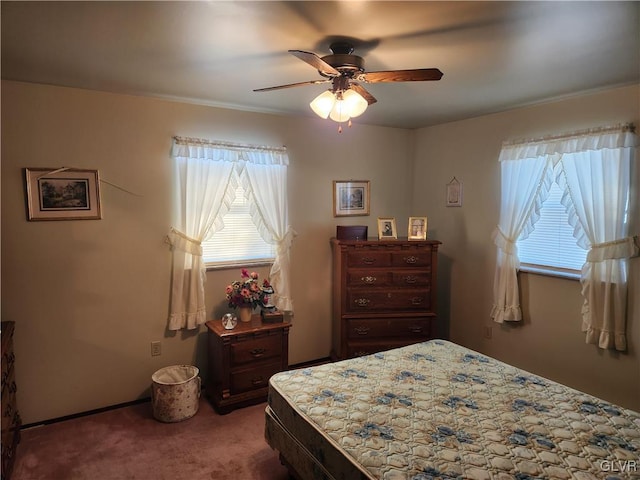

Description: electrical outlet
[484,326,492,340]
[151,341,162,356]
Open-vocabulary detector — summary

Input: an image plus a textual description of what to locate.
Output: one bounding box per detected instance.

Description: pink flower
[250,271,258,279]
[241,269,250,278]
[225,285,233,294]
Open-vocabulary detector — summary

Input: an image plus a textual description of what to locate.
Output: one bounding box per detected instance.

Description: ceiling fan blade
[253,79,330,92]
[359,68,443,83]
[289,50,340,76]
[350,83,377,105]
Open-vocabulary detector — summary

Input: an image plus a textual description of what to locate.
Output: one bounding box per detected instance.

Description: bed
[265,340,640,479]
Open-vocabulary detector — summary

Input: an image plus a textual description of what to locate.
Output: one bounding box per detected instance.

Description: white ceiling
[2,1,638,129]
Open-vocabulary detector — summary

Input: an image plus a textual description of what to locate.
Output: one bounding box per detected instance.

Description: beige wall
[412,84,640,410]
[2,80,638,424]
[1,81,412,423]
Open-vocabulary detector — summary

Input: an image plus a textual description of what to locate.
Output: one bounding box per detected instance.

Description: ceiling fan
[254,41,443,129]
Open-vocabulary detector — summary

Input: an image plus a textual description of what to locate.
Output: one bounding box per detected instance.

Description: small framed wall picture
[333,180,370,217]
[446,177,462,207]
[408,216,428,240]
[377,217,397,239]
[25,167,102,221]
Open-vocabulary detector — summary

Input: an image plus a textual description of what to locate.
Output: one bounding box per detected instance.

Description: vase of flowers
[225,269,274,322]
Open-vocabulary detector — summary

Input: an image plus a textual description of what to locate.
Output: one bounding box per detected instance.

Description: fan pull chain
[337,119,354,133]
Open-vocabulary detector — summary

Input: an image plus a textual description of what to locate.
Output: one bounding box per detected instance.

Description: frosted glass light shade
[310,90,336,119]
[311,89,369,123]
[329,99,351,122]
[342,89,368,118]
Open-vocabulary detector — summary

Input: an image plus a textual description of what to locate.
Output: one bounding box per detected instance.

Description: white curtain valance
[172,137,289,166]
[499,124,637,162]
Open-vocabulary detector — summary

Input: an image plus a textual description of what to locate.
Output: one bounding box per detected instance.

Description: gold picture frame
[25,167,102,221]
[377,217,397,239]
[333,180,370,217]
[408,216,428,240]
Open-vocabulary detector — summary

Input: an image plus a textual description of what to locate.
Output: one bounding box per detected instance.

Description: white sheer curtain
[242,154,296,311]
[556,130,637,350]
[491,155,554,322]
[491,124,638,349]
[167,137,293,330]
[167,140,237,330]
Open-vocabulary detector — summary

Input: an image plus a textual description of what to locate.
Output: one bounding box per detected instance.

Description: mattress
[266,340,640,480]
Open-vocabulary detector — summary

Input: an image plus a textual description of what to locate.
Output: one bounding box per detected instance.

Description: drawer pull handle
[362,257,375,265]
[354,326,370,336]
[354,298,371,307]
[409,326,424,333]
[411,297,424,305]
[361,276,377,284]
[404,256,418,264]
[403,275,418,284]
[250,348,266,358]
[251,376,265,386]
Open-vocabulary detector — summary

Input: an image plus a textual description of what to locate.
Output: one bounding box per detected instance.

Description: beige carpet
[11,398,290,480]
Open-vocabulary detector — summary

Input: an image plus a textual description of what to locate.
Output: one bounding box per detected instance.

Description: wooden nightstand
[205,316,291,414]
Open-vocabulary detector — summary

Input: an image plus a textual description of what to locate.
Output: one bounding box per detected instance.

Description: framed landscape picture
[333,180,370,217]
[25,168,102,221]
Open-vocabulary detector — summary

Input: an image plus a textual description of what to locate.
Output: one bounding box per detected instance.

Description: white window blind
[202,185,275,266]
[517,180,587,272]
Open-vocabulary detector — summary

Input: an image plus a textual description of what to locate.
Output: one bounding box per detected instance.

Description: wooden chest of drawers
[2,321,21,480]
[205,318,291,414]
[331,238,441,360]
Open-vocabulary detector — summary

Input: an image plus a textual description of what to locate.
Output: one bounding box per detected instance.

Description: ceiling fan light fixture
[341,89,368,118]
[310,90,336,119]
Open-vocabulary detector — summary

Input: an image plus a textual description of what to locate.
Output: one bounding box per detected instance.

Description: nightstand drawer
[231,334,282,366]
[231,362,282,394]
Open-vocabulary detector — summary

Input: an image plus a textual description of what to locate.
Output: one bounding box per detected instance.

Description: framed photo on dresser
[408,217,428,240]
[377,217,397,239]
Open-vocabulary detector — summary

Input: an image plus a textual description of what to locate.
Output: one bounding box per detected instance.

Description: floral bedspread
[268,340,640,479]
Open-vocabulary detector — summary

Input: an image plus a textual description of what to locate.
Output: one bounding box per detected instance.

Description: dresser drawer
[391,271,431,287]
[347,289,431,312]
[231,361,282,394]
[391,250,432,267]
[347,270,393,287]
[347,318,433,339]
[231,334,282,366]
[347,251,391,268]
[347,339,425,358]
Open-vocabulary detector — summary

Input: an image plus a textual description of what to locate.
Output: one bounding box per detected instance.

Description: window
[517,179,587,276]
[491,123,636,350]
[168,136,294,330]
[202,184,275,267]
